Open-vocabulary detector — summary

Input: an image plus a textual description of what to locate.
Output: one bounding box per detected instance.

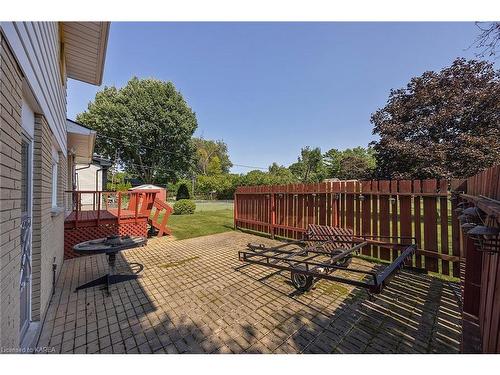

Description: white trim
[51,145,59,163]
[51,161,58,208]
[21,98,35,139]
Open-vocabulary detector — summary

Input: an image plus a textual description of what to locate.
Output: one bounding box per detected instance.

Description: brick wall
[31,115,65,322]
[0,32,23,349]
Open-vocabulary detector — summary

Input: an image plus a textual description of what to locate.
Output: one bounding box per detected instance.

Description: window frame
[51,148,59,209]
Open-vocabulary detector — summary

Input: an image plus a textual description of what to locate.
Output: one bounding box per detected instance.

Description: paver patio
[37,232,462,354]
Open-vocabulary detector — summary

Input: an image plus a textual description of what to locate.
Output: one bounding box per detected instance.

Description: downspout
[96,168,102,191]
[52,257,57,296]
[76,164,91,171]
[102,166,109,190]
[73,163,91,209]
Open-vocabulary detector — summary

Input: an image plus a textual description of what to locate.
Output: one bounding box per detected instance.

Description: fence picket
[439,179,450,276]
[413,180,423,269]
[361,180,372,256]
[379,180,391,261]
[399,180,413,266]
[422,179,439,273]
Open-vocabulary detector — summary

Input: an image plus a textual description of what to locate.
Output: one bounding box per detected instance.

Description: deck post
[117,192,122,225]
[135,192,139,224]
[97,191,101,225]
[75,191,80,228]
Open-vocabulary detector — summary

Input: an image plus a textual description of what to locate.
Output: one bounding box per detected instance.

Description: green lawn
[167,208,234,240]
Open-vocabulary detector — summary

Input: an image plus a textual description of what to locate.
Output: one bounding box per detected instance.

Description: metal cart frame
[238,225,419,294]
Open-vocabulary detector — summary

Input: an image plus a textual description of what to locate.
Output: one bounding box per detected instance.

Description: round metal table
[73,235,147,295]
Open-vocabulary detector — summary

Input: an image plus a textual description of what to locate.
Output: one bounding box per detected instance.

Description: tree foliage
[371,58,500,179]
[192,138,232,176]
[289,147,326,183]
[324,147,376,180]
[106,171,132,191]
[76,77,198,183]
[267,163,297,184]
[196,174,240,199]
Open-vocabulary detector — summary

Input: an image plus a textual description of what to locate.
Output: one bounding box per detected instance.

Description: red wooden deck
[64,209,149,228]
[64,190,173,259]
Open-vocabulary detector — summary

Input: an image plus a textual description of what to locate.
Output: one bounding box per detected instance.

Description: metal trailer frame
[238,228,419,294]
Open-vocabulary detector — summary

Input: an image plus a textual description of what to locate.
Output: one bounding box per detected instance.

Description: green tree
[371,58,500,179]
[193,138,232,175]
[323,149,343,177]
[324,147,376,180]
[176,183,191,200]
[241,170,272,186]
[268,163,297,184]
[196,174,240,199]
[76,77,198,183]
[289,147,325,183]
[206,155,223,176]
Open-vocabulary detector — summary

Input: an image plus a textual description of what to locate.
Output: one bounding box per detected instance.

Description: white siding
[0,22,67,154]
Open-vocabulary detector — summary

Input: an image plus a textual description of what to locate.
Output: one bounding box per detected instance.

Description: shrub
[176,182,191,200]
[173,199,196,215]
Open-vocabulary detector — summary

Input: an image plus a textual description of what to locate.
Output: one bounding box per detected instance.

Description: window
[52,161,58,208]
[51,147,59,209]
[21,140,30,214]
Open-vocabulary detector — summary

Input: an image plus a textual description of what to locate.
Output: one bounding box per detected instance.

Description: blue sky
[67,22,490,174]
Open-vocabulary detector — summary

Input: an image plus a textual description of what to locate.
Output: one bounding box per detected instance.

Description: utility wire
[232,164,268,170]
[97,134,181,154]
[96,133,269,171]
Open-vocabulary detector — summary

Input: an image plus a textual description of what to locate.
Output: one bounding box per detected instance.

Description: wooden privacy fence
[234,166,500,353]
[234,179,461,277]
[458,165,500,353]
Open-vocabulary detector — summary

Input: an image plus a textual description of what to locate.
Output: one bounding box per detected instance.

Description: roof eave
[62,22,110,86]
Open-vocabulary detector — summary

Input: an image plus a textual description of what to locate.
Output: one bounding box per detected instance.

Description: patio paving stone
[37,231,462,354]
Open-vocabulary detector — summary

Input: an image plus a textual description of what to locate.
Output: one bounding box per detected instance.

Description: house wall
[0,31,24,350]
[0,25,66,350]
[0,22,67,155]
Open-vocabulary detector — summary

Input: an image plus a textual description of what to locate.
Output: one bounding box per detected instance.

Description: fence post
[270,193,275,239]
[233,192,238,230]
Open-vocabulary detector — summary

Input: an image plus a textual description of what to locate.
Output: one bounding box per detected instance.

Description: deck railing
[65,190,159,226]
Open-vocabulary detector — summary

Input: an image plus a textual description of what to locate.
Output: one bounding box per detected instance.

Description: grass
[167,207,234,240]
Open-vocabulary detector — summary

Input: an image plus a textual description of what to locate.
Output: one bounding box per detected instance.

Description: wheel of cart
[289,226,355,292]
[290,266,314,291]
